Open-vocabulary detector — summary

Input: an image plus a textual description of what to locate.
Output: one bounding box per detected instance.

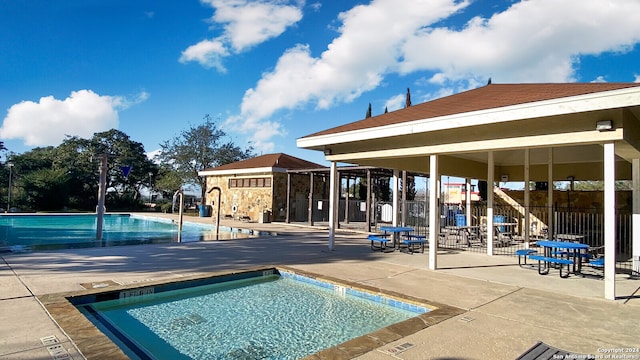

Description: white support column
[465,177,472,226]
[524,149,530,247]
[547,148,554,239]
[328,161,339,251]
[428,155,439,270]
[392,169,399,226]
[487,151,494,255]
[402,171,407,227]
[604,143,616,300]
[633,158,640,275]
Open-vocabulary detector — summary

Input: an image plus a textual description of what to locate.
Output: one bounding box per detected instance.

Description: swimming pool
[68,268,435,360]
[0,214,261,252]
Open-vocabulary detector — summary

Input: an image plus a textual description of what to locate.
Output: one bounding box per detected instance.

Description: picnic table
[379,226,414,249]
[533,240,590,277]
[368,226,426,254]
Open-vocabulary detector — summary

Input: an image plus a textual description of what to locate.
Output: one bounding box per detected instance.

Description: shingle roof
[202,153,323,172]
[301,83,640,138]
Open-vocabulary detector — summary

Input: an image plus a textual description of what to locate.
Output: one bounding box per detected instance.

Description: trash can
[259,210,271,223]
[493,215,505,232]
[455,214,466,226]
[198,204,211,217]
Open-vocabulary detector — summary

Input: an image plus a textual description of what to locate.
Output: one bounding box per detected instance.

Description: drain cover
[40,336,71,359]
[382,342,415,355]
[80,280,119,289]
[459,316,475,322]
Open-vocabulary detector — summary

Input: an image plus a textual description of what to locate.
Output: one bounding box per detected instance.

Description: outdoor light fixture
[596,120,613,131]
[323,148,332,156]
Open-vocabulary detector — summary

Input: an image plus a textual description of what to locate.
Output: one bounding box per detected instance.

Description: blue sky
[2,0,640,167]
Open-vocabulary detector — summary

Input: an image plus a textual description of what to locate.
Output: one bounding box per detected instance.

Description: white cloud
[384,94,405,112]
[0,90,145,147]
[230,0,640,150]
[179,39,229,71]
[180,0,303,69]
[146,148,162,162]
[401,0,640,83]
[230,0,467,148]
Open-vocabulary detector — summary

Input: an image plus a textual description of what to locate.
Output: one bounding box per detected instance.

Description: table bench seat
[515,249,537,267]
[528,255,574,278]
[368,235,392,252]
[401,237,426,254]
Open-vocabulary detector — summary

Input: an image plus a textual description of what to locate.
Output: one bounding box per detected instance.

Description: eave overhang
[297,86,640,157]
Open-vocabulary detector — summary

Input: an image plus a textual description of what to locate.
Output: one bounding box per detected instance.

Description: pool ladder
[173,189,184,241]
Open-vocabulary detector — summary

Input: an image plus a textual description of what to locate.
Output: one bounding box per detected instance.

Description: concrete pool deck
[1,213,639,359]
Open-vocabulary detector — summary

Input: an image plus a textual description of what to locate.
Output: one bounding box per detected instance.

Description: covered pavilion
[297,82,640,300]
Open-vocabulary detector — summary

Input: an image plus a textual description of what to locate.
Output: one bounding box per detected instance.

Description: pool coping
[38,265,465,360]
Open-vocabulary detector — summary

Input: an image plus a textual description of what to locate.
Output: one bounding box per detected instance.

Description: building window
[229,177,272,188]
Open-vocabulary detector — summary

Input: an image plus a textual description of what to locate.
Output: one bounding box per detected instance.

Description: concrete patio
[1,213,639,359]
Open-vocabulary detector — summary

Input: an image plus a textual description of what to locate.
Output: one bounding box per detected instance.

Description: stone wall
[204,171,325,222]
[205,172,273,221]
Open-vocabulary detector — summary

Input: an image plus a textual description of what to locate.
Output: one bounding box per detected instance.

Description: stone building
[198,153,323,222]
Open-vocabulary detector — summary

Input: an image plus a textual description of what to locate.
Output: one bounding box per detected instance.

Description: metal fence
[290,196,635,274]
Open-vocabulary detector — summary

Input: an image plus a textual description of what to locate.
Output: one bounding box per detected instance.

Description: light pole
[148,172,153,204]
[6,162,13,213]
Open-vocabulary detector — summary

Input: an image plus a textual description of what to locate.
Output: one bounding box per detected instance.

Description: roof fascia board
[198,167,286,176]
[325,129,624,162]
[298,87,640,149]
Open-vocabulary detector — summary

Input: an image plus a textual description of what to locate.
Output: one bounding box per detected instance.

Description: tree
[405,88,411,108]
[402,175,416,201]
[366,103,372,118]
[156,115,254,201]
[21,168,70,210]
[8,147,59,211]
[89,129,158,208]
[155,164,184,198]
[6,130,158,211]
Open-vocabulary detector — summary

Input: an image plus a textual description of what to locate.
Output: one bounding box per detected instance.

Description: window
[229,177,272,188]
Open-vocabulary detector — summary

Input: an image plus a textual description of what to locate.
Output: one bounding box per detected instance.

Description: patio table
[536,240,589,274]
[379,226,414,249]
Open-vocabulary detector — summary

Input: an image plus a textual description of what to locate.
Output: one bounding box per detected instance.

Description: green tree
[402,175,416,201]
[89,129,159,210]
[366,103,372,118]
[7,147,59,211]
[155,164,184,198]
[156,115,254,201]
[54,137,98,209]
[5,130,157,212]
[21,168,70,211]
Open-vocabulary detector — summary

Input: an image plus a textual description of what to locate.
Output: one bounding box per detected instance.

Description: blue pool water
[0,214,251,252]
[76,269,429,360]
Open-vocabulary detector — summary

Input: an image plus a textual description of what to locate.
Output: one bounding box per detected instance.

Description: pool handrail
[173,189,184,238]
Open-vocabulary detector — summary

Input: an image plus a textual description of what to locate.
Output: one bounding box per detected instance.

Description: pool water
[77,270,428,360]
[0,214,248,252]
